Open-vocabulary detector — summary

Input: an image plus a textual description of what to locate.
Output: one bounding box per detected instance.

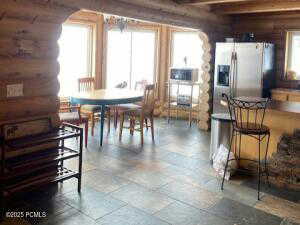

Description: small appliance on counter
[177,95,191,107]
[170,68,198,82]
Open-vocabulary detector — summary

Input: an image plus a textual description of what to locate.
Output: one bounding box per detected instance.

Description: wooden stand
[166,80,201,127]
[0,120,83,220]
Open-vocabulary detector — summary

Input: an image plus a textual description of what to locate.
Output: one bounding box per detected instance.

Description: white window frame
[285,30,300,79]
[104,26,158,89]
[170,30,202,71]
[61,21,95,77]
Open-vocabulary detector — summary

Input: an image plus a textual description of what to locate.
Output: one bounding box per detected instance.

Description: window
[286,31,300,80]
[58,22,94,97]
[106,29,157,89]
[170,31,203,100]
[171,31,203,70]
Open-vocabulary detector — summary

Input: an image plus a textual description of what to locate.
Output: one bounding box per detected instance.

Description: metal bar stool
[221,94,271,200]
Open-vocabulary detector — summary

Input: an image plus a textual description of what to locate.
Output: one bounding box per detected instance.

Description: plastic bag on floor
[213,144,237,180]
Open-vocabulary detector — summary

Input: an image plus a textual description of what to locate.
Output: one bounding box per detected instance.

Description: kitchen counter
[271,88,300,95]
[268,99,300,114]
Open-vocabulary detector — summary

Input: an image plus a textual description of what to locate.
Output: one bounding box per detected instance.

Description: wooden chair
[108,81,128,129]
[113,80,149,129]
[59,100,89,148]
[119,84,156,145]
[78,77,102,136]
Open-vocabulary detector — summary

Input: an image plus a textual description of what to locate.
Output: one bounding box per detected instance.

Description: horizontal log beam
[0,58,59,80]
[0,17,62,41]
[0,96,59,121]
[178,0,254,5]
[52,0,230,31]
[1,0,75,23]
[0,77,59,100]
[213,0,300,14]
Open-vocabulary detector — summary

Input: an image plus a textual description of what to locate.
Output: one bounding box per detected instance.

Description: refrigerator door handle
[229,51,234,97]
[232,52,237,97]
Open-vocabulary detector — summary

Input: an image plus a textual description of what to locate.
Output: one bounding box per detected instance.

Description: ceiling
[175,0,300,15]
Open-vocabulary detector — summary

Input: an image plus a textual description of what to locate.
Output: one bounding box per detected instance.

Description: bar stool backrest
[78,77,95,92]
[222,94,269,132]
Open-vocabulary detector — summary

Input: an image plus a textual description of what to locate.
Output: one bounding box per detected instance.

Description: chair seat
[59,112,79,122]
[59,112,88,123]
[117,103,142,110]
[81,105,102,112]
[235,123,270,135]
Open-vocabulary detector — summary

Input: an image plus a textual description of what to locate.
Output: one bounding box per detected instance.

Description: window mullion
[130,31,133,89]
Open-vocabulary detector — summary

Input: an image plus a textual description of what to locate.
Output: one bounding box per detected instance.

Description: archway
[58,9,213,130]
[0,0,224,131]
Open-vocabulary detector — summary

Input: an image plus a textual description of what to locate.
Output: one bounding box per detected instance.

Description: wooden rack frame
[166,80,201,127]
[0,121,83,220]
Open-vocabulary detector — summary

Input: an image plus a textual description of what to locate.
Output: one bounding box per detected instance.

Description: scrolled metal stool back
[222,94,269,134]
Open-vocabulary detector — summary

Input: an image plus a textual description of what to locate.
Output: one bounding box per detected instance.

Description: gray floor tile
[41,208,96,225]
[61,187,126,220]
[202,178,261,206]
[83,169,131,193]
[155,201,236,225]
[110,183,174,214]
[208,198,283,225]
[96,205,170,225]
[157,181,222,210]
[118,166,173,190]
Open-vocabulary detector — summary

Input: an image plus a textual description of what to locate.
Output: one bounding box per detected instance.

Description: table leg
[100,105,106,146]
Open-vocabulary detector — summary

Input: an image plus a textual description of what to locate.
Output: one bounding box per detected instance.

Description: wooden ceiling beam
[212,0,300,14]
[176,0,254,5]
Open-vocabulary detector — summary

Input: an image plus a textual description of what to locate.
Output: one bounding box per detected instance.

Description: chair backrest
[135,80,148,91]
[78,77,95,92]
[142,84,156,114]
[223,94,269,132]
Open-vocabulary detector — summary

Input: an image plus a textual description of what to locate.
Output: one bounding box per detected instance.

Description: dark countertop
[268,100,300,114]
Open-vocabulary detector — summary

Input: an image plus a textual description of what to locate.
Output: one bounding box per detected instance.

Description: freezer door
[233,43,263,97]
[213,43,234,114]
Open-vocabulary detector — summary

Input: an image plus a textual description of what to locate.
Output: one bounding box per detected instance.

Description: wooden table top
[70,89,143,105]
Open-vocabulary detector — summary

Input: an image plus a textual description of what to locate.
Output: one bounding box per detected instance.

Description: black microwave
[170,68,198,82]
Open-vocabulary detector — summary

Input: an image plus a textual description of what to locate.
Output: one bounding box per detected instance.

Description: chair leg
[130,117,133,136]
[258,135,261,201]
[140,115,144,145]
[91,113,95,136]
[119,113,125,141]
[84,121,88,148]
[131,116,136,136]
[150,115,154,141]
[145,118,149,130]
[114,108,118,129]
[107,108,111,133]
[221,130,235,190]
[265,133,271,187]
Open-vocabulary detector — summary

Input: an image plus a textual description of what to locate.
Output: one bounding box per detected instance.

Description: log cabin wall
[0,0,231,133]
[232,12,300,89]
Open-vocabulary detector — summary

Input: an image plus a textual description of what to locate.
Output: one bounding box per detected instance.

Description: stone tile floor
[2,118,300,225]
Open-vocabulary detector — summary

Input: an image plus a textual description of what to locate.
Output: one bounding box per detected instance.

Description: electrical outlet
[7,84,23,97]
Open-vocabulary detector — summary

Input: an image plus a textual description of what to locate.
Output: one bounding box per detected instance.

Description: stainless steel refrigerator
[213,42,275,114]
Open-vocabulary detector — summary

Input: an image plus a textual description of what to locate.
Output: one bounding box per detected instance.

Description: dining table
[70,89,143,146]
